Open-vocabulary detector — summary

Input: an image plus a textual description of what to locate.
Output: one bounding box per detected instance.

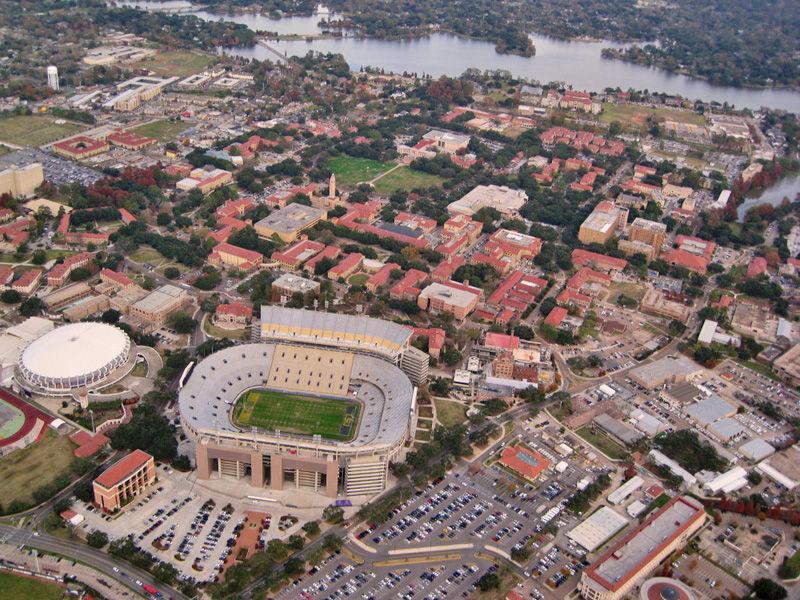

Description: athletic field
[232,389,360,441]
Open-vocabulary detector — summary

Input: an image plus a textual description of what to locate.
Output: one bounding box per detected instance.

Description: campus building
[0,163,43,198]
[255,204,327,242]
[93,449,156,513]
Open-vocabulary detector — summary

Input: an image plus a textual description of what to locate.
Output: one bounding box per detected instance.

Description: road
[0,525,188,600]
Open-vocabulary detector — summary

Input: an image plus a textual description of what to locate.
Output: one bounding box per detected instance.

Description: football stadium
[179,308,427,499]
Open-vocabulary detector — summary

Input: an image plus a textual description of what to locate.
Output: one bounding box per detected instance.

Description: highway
[0,525,188,600]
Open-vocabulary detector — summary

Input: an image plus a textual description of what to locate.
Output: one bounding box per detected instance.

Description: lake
[737,175,800,220]
[117,1,800,113]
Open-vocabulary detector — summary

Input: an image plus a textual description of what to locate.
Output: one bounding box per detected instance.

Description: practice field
[373,166,444,194]
[138,50,217,77]
[0,115,84,147]
[0,430,75,507]
[232,389,361,441]
[0,572,63,600]
[131,119,190,141]
[0,398,25,440]
[328,156,396,187]
[599,103,706,129]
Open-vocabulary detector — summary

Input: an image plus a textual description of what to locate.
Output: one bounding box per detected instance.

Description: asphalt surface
[0,525,188,600]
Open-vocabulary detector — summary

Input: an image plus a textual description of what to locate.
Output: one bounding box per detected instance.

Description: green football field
[232,389,360,441]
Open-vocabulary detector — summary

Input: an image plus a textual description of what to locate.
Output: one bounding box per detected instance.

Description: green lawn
[599,103,706,129]
[348,273,368,287]
[0,572,64,600]
[131,119,190,141]
[434,398,467,428]
[576,427,628,460]
[0,115,84,147]
[138,50,217,77]
[0,430,76,507]
[373,166,444,194]
[328,156,395,187]
[233,389,361,441]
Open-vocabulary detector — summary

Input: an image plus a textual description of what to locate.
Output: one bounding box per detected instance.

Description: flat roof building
[774,344,800,386]
[128,284,188,330]
[447,185,527,217]
[417,281,480,321]
[272,272,320,299]
[568,506,629,552]
[579,496,706,600]
[629,355,703,390]
[685,395,737,427]
[255,204,327,242]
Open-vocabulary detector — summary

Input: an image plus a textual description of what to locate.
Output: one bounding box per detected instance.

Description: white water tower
[46,65,59,91]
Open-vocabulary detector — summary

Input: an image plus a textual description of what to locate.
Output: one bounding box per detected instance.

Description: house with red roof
[215,302,253,325]
[544,306,568,328]
[408,327,445,359]
[328,253,364,280]
[118,208,137,225]
[746,256,768,279]
[208,242,263,272]
[47,252,93,287]
[100,268,134,289]
[431,256,465,282]
[571,249,628,272]
[271,239,325,270]
[11,268,42,295]
[389,269,428,301]
[366,262,400,292]
[303,245,341,274]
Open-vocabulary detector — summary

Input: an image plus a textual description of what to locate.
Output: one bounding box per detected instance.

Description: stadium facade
[180,308,426,499]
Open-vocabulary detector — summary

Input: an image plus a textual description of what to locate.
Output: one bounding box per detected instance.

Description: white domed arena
[17,322,134,395]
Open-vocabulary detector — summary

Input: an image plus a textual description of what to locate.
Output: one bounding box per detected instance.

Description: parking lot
[74,466,310,586]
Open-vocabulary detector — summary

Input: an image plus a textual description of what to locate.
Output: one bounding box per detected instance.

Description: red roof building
[486,271,547,320]
[106,129,157,150]
[52,135,109,159]
[118,208,137,225]
[556,289,592,309]
[47,252,93,287]
[661,248,709,274]
[499,445,551,481]
[442,213,482,244]
[571,249,628,272]
[216,197,256,220]
[100,268,134,289]
[567,267,611,294]
[0,265,13,286]
[215,302,253,325]
[208,242,263,271]
[746,256,768,279]
[431,256,465,282]
[303,245,341,274]
[484,332,520,351]
[328,252,364,280]
[544,306,568,328]
[271,239,325,270]
[366,262,400,292]
[408,327,445,359]
[390,269,428,301]
[393,211,437,233]
[11,268,42,295]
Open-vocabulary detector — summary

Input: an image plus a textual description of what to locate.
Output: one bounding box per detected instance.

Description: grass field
[131,119,190,141]
[576,427,627,460]
[129,246,183,274]
[373,166,444,194]
[0,572,63,600]
[599,103,706,129]
[348,273,368,287]
[0,431,75,507]
[233,389,361,441]
[328,156,395,187]
[0,115,84,147]
[203,318,249,341]
[434,399,467,428]
[138,50,216,77]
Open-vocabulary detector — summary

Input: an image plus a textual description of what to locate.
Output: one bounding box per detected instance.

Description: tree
[287,534,305,551]
[321,534,343,553]
[110,403,177,461]
[478,572,500,591]
[86,530,109,548]
[266,539,289,561]
[283,557,304,576]
[101,308,121,323]
[169,312,196,334]
[322,504,344,524]
[0,289,21,304]
[301,521,320,537]
[19,297,44,316]
[69,267,92,282]
[163,266,180,279]
[751,578,787,600]
[31,249,46,265]
[440,345,462,367]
